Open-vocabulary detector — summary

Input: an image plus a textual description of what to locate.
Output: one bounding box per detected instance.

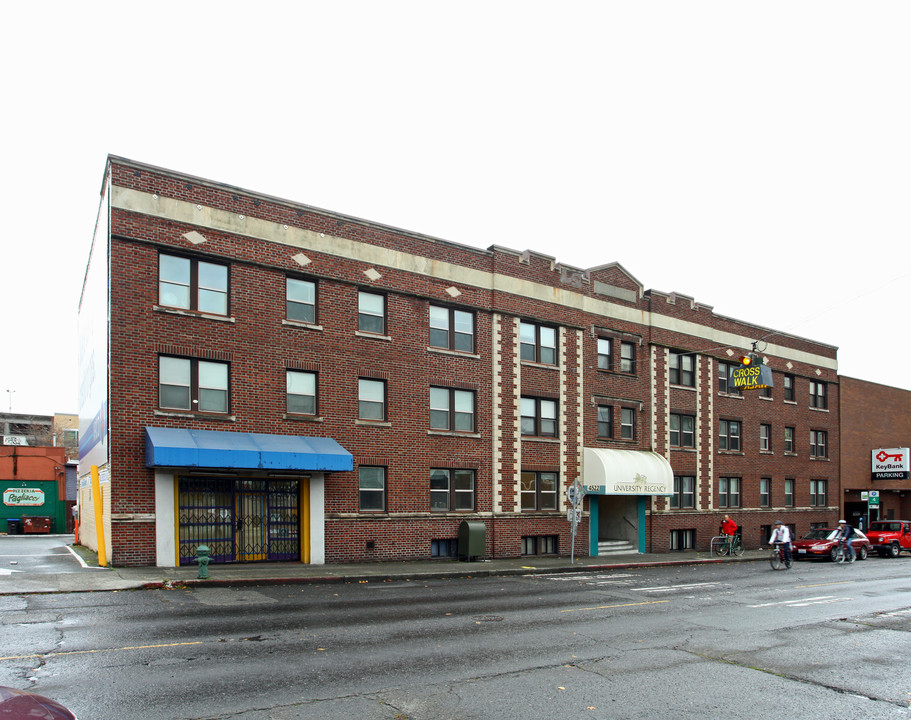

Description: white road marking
[0,569,22,576]
[748,595,852,608]
[632,582,722,592]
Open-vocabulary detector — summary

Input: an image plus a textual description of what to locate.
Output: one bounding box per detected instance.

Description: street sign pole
[567,479,585,564]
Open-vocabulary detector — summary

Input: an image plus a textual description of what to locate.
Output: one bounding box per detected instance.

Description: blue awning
[144,427,353,472]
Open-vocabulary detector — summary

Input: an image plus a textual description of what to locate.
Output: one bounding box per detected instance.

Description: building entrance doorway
[593,495,641,555]
[177,477,301,564]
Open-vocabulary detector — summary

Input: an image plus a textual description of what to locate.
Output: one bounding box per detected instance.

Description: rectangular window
[670,475,695,509]
[358,291,386,334]
[597,338,612,370]
[520,471,558,511]
[522,535,558,555]
[159,356,229,413]
[760,423,772,451]
[760,477,771,507]
[429,305,474,353]
[597,405,613,438]
[430,468,475,512]
[719,419,741,451]
[430,387,475,432]
[670,529,696,551]
[358,378,386,420]
[520,322,557,365]
[621,407,636,439]
[784,426,795,453]
[286,278,316,324]
[810,479,827,507]
[810,430,828,458]
[809,380,827,409]
[718,477,741,508]
[159,254,229,315]
[359,466,386,511]
[784,374,795,402]
[286,370,317,415]
[670,351,695,387]
[521,397,558,437]
[784,478,795,507]
[620,341,636,374]
[718,363,742,395]
[670,414,695,448]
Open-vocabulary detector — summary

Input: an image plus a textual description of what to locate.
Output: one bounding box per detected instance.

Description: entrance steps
[597,539,637,555]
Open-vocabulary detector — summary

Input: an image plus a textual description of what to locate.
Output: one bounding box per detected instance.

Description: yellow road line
[795,581,856,589]
[0,641,203,662]
[561,600,669,613]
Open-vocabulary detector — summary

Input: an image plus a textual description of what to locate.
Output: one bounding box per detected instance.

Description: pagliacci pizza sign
[3,488,46,506]
[871,448,910,480]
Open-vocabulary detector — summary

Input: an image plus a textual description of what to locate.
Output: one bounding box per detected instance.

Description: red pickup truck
[865,520,911,558]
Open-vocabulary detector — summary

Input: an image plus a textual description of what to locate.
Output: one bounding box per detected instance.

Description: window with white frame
[760,423,772,451]
[597,338,612,370]
[286,370,317,415]
[621,407,636,440]
[358,378,386,421]
[620,341,636,374]
[286,277,316,323]
[784,478,795,507]
[760,477,771,507]
[784,426,795,453]
[359,466,386,511]
[810,479,827,507]
[358,291,386,334]
[597,405,613,438]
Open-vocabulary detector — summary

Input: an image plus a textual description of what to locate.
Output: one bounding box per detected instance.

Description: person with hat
[833,519,856,562]
[768,520,792,567]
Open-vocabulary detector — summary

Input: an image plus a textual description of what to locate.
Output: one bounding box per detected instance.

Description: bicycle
[711,534,745,557]
[769,543,791,570]
[833,540,856,564]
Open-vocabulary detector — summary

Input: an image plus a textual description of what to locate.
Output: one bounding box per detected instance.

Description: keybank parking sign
[871,448,910,480]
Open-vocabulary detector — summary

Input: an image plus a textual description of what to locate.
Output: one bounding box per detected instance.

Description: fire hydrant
[195,545,211,579]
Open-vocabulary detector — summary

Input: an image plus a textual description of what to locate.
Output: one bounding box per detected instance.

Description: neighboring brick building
[77,156,841,567]
[839,376,911,528]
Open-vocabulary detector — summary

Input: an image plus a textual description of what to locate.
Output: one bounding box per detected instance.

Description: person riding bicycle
[769,520,792,568]
[721,515,737,537]
[833,519,855,562]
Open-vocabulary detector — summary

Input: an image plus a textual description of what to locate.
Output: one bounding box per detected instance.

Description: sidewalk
[0,543,768,595]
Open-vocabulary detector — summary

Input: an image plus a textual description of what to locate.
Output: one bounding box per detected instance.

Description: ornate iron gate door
[178,477,301,564]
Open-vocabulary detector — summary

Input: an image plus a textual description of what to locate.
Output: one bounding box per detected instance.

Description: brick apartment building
[839,376,911,528]
[77,156,840,567]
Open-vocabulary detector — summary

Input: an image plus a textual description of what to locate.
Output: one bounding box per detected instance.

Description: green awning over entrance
[583,448,673,496]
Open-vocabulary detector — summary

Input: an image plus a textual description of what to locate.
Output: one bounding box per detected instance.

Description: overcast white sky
[2,2,909,417]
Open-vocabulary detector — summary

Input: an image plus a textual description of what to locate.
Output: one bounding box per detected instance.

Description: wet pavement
[0,533,768,595]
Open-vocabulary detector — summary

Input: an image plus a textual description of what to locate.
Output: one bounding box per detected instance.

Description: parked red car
[792,528,871,561]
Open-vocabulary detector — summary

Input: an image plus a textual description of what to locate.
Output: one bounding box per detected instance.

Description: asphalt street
[1,535,910,720]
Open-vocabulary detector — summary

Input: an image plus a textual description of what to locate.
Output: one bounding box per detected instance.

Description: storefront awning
[583,448,673,496]
[144,427,353,472]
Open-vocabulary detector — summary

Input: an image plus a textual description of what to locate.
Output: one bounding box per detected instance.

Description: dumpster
[22,516,52,534]
[458,520,486,561]
[6,519,21,535]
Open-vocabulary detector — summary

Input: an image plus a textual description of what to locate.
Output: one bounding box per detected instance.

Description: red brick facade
[839,376,911,526]
[88,156,842,566]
